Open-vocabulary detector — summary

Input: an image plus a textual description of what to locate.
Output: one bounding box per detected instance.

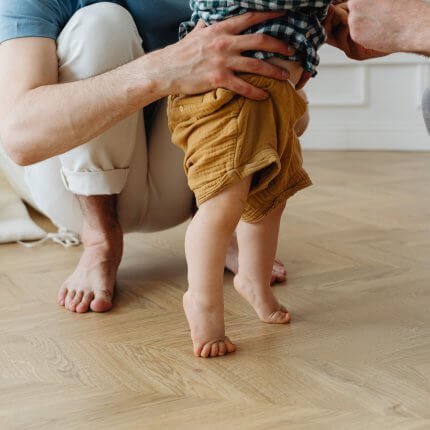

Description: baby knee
[200,191,246,231]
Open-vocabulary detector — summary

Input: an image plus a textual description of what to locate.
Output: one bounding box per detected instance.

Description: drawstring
[18,227,81,249]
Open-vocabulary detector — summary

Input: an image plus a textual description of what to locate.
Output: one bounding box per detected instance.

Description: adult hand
[348,0,430,55]
[324,3,387,60]
[155,12,295,100]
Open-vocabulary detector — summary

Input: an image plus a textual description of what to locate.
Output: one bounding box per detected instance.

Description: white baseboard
[301,121,430,151]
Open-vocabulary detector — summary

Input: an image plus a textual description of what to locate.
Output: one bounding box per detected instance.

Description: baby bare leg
[183,177,251,358]
[234,203,291,324]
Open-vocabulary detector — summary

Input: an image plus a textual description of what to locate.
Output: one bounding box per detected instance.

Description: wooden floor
[1,152,430,429]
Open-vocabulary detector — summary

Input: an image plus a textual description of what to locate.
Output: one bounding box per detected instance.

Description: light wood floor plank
[1,151,430,428]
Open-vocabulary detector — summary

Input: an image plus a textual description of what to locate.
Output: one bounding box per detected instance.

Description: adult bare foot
[225,233,287,285]
[57,195,123,313]
[183,291,236,358]
[58,228,123,313]
[233,274,291,324]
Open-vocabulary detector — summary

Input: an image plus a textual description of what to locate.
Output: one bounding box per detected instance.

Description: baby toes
[218,341,227,356]
[224,337,237,353]
[194,339,236,358]
[267,309,291,324]
[200,343,213,358]
[210,343,219,357]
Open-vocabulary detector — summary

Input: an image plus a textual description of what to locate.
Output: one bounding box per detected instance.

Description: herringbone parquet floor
[1,151,430,430]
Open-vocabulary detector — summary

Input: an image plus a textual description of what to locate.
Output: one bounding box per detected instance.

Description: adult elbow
[0,125,35,166]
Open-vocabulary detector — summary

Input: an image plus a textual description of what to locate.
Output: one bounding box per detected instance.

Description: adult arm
[296,3,386,90]
[348,0,430,55]
[324,3,387,61]
[0,12,294,166]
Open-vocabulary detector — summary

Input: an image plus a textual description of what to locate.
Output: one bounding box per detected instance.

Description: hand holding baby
[324,2,387,60]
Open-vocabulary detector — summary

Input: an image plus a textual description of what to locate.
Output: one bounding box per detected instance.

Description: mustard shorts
[167,74,312,223]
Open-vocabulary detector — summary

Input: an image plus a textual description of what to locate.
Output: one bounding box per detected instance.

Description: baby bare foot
[226,235,287,285]
[57,226,123,313]
[233,274,291,324]
[183,291,236,358]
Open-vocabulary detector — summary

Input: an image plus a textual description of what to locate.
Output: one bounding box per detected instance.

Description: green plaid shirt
[180,1,332,76]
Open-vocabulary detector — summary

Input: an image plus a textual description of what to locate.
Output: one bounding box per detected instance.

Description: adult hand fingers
[335,5,349,25]
[195,19,206,30]
[338,1,349,11]
[233,33,295,56]
[215,11,286,35]
[185,19,206,38]
[229,56,290,81]
[326,4,348,29]
[224,74,268,100]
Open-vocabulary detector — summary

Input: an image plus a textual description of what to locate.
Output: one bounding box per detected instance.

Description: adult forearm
[410,1,430,55]
[348,0,430,54]
[2,11,296,166]
[384,0,430,54]
[3,53,165,165]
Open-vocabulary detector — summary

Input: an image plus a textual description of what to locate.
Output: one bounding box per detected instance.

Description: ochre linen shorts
[167,74,312,223]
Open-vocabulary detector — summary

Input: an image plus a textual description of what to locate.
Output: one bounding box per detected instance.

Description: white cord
[18,227,81,249]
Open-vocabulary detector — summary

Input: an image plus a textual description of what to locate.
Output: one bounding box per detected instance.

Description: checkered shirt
[180,1,332,76]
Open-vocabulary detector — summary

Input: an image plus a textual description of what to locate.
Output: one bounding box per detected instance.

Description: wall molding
[308,65,368,107]
[416,63,430,110]
[304,46,430,151]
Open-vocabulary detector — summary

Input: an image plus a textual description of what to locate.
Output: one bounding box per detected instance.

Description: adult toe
[76,292,94,313]
[58,286,68,306]
[69,291,84,312]
[90,291,113,313]
[271,260,287,285]
[65,290,76,309]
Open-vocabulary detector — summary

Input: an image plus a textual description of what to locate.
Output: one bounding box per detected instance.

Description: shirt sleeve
[0,0,71,44]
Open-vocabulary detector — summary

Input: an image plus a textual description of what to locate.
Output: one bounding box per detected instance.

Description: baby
[168,0,332,358]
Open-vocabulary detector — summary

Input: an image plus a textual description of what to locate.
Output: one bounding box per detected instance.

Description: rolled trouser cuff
[61,168,129,196]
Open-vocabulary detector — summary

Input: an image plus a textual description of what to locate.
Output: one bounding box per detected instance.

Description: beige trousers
[0,2,193,234]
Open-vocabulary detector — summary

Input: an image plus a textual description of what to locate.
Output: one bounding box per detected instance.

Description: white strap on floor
[18,227,81,249]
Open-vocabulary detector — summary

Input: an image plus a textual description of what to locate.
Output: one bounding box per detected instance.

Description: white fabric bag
[0,189,81,247]
[0,189,46,243]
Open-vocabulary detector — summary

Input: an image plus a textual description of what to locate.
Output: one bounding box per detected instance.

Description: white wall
[302,45,430,151]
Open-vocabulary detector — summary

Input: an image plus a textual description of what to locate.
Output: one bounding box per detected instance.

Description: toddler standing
[168,0,332,358]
